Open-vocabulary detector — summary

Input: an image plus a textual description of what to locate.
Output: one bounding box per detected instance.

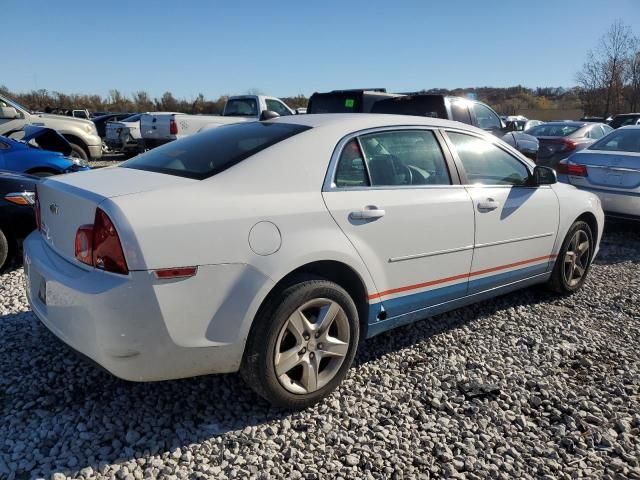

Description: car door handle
[477,198,500,211]
[350,206,386,220]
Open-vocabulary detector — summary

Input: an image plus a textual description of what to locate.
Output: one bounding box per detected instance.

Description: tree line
[576,20,640,117]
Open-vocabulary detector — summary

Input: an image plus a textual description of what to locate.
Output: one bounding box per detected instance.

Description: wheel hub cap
[274,298,350,394]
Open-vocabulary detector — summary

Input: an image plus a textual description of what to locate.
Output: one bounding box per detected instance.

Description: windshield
[224,98,259,117]
[589,128,640,153]
[0,94,29,114]
[525,123,581,137]
[122,122,311,179]
[608,115,640,129]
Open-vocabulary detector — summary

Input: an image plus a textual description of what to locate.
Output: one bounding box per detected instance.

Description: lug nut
[315,332,320,338]
[317,343,324,350]
[310,352,315,359]
[300,347,306,354]
[303,334,310,341]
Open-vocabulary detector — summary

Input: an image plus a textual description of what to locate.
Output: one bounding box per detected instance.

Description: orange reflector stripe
[154,266,198,279]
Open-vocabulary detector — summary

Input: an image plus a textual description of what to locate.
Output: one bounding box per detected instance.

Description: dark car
[0,171,39,270]
[369,94,541,160]
[526,121,613,169]
[307,89,401,114]
[92,113,135,138]
[608,113,640,129]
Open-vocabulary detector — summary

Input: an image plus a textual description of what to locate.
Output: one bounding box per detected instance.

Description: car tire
[0,228,10,272]
[241,277,360,409]
[69,143,89,161]
[548,220,594,294]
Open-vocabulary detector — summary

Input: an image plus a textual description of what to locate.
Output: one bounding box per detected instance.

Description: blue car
[0,126,90,177]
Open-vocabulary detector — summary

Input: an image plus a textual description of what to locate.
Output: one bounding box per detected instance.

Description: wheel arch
[250,259,373,345]
[62,134,89,157]
[575,211,598,244]
[25,167,60,176]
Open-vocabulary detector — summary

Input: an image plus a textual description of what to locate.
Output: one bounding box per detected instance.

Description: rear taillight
[561,139,577,151]
[74,208,128,274]
[169,117,178,135]
[557,161,588,177]
[34,187,41,231]
[75,225,94,265]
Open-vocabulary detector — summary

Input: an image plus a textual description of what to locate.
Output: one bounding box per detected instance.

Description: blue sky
[3,0,639,99]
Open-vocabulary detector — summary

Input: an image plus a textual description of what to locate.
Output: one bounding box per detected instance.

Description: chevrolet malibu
[24,114,604,408]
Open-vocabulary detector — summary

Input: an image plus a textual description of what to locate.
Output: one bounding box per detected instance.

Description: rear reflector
[557,161,588,176]
[154,266,198,279]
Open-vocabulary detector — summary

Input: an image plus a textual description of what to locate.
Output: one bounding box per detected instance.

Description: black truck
[307,90,539,160]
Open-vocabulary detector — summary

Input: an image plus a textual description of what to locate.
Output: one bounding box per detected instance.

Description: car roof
[269,113,483,133]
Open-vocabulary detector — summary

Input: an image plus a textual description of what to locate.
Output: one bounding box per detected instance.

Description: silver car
[558,126,640,221]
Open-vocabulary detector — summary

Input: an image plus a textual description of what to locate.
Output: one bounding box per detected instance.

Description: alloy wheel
[563,229,591,287]
[274,298,350,394]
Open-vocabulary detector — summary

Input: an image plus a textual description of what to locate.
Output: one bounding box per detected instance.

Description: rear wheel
[548,220,594,293]
[241,278,360,408]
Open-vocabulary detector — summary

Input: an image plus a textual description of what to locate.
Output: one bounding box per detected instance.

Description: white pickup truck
[138,95,296,151]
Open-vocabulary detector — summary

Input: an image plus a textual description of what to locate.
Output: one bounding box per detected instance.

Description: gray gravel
[1,221,638,480]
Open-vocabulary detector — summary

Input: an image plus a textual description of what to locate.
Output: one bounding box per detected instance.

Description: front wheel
[68,143,89,161]
[0,228,9,272]
[241,278,360,408]
[548,220,594,293]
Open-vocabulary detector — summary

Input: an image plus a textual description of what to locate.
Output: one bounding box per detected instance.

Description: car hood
[22,125,73,156]
[32,113,95,127]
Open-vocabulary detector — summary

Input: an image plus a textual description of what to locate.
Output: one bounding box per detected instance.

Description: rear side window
[307,93,362,113]
[447,132,530,186]
[370,96,447,118]
[224,98,259,116]
[123,122,311,179]
[587,126,605,140]
[589,129,640,153]
[335,139,369,187]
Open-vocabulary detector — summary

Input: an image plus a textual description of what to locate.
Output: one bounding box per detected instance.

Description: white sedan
[24,114,604,407]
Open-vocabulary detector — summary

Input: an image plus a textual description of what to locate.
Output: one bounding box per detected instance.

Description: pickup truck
[138,95,296,151]
[0,94,102,161]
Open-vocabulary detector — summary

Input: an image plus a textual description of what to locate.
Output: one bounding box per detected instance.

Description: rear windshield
[122,122,311,179]
[589,128,640,153]
[370,96,448,118]
[608,115,640,129]
[224,98,259,117]
[307,93,363,113]
[525,123,581,137]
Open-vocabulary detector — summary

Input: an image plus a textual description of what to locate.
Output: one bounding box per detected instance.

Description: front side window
[265,99,292,116]
[472,103,501,130]
[123,122,311,179]
[450,100,472,124]
[447,132,530,186]
[224,98,259,117]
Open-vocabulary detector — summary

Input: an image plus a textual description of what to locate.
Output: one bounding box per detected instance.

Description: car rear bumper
[569,185,640,218]
[23,232,270,381]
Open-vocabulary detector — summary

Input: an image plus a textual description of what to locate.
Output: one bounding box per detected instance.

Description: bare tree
[576,20,635,117]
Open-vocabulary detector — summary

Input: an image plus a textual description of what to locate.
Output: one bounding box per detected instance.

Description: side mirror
[0,106,20,119]
[259,110,280,121]
[532,165,557,185]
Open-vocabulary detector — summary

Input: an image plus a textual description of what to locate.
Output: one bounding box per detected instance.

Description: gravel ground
[0,221,638,480]
[88,153,127,169]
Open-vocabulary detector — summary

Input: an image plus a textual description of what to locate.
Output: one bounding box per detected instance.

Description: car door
[0,140,7,169]
[322,128,475,326]
[443,130,560,294]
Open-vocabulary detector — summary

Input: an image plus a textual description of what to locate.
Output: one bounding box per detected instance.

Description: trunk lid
[569,150,640,190]
[37,167,196,263]
[536,137,573,159]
